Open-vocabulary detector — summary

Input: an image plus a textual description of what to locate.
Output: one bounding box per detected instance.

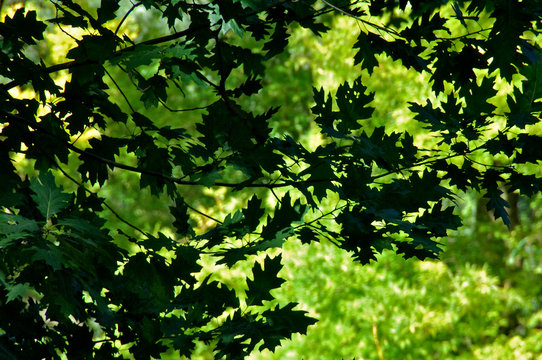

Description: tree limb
[1,110,330,189]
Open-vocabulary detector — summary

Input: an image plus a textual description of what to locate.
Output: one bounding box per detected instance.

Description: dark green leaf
[29,172,71,219]
[97,0,120,24]
[246,255,285,306]
[486,189,511,229]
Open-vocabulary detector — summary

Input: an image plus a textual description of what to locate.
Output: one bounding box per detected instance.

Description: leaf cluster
[1,0,542,358]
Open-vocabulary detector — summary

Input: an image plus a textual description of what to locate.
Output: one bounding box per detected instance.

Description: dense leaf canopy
[1,0,541,358]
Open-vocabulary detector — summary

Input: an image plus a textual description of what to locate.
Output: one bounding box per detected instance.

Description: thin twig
[184,202,223,224]
[158,99,217,112]
[294,203,348,229]
[319,0,401,38]
[270,187,282,204]
[53,7,78,41]
[306,222,340,246]
[54,158,150,238]
[104,67,136,113]
[464,155,512,169]
[115,2,142,35]
[438,27,491,41]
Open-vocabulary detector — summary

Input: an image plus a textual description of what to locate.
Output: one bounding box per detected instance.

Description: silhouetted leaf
[246,255,285,305]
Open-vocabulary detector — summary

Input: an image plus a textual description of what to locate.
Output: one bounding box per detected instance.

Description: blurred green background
[4,1,542,358]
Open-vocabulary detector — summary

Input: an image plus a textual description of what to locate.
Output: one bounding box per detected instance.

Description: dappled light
[1,1,542,359]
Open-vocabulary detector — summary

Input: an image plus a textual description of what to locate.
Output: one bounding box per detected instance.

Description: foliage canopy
[1,0,542,358]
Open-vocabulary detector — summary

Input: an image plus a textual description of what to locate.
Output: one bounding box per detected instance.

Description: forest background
[1,0,542,359]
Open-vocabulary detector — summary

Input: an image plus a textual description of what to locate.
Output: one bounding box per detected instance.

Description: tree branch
[1,0,292,91]
[2,25,201,90]
[1,110,330,189]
